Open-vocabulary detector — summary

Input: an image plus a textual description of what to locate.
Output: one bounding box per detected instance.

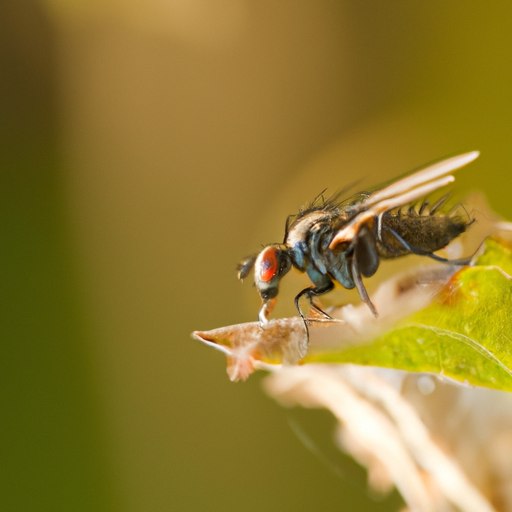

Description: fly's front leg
[294,279,334,321]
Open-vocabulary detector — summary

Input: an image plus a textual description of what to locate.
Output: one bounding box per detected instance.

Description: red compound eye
[259,247,278,282]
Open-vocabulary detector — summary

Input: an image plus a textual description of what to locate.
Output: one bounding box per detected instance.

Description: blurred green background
[1,1,512,510]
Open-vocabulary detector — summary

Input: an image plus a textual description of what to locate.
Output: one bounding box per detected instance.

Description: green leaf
[307,237,512,391]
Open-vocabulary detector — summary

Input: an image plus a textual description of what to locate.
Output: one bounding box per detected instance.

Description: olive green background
[1,1,512,511]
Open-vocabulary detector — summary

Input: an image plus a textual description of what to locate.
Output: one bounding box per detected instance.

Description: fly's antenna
[237,254,257,281]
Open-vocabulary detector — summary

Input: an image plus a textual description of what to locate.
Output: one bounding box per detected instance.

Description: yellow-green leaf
[307,237,512,391]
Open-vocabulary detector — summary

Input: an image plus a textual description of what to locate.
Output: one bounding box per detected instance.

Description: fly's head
[237,244,292,324]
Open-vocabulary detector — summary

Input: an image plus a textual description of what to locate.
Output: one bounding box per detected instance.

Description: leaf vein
[406,324,512,379]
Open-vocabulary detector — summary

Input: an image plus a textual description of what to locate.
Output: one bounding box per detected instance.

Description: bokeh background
[2,1,512,511]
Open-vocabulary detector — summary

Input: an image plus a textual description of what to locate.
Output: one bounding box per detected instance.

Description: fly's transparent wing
[329,151,480,249]
[364,152,479,207]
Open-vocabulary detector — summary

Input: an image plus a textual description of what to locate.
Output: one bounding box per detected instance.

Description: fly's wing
[329,151,480,249]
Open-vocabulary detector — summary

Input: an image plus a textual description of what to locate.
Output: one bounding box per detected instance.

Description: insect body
[238,151,479,324]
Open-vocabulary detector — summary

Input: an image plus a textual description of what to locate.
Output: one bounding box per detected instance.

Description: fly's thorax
[253,244,292,301]
[288,244,308,272]
[285,210,330,248]
[286,210,339,271]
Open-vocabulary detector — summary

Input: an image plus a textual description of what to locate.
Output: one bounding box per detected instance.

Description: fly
[238,151,479,325]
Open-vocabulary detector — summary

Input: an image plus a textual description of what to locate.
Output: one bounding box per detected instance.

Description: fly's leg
[350,255,378,317]
[294,284,334,343]
[294,281,335,322]
[383,226,473,265]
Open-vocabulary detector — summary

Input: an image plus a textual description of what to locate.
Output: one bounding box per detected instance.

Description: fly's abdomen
[377,210,471,259]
